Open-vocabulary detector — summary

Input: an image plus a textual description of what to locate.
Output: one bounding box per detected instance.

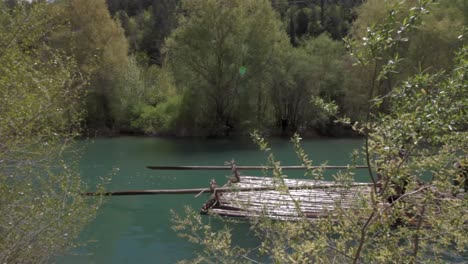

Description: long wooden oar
[84,182,375,196]
[146,165,368,170]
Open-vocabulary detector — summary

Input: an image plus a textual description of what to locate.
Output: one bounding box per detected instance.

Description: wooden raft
[201,176,376,221]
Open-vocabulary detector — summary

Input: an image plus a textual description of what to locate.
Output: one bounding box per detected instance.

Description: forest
[0,0,467,263]
[5,0,465,138]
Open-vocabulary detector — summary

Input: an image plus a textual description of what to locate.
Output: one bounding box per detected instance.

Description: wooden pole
[146,165,368,170]
[83,183,375,196]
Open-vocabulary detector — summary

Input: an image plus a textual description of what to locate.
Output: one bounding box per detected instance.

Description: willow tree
[0,1,101,263]
[173,1,468,263]
[165,0,290,136]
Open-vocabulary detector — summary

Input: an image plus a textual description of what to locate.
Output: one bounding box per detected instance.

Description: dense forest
[100,0,466,137]
[5,0,464,137]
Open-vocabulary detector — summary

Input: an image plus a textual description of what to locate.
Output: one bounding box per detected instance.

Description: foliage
[140,0,179,65]
[122,63,181,134]
[108,0,178,65]
[345,0,466,118]
[57,0,130,132]
[165,0,290,136]
[172,207,251,264]
[404,0,466,74]
[71,0,465,136]
[2,0,466,262]
[162,0,353,136]
[268,33,348,135]
[269,45,316,135]
[172,1,468,263]
[131,95,182,135]
[0,1,101,263]
[300,34,347,132]
[273,0,363,44]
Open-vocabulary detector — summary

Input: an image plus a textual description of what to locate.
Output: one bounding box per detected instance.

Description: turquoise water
[58,137,365,263]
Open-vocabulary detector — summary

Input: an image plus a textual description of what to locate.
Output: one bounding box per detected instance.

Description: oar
[83,182,375,196]
[146,165,368,170]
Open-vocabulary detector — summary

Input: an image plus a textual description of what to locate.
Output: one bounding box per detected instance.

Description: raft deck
[201,176,378,221]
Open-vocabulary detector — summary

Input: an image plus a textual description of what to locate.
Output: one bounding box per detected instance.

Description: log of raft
[201,176,380,221]
[83,161,464,223]
[201,176,465,222]
[147,165,368,170]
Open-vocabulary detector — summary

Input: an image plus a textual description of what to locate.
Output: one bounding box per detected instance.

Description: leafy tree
[274,0,363,43]
[121,61,181,135]
[140,0,179,65]
[301,34,347,133]
[108,0,179,66]
[404,0,466,73]
[269,33,347,136]
[106,0,152,17]
[165,0,290,136]
[60,0,130,132]
[269,46,315,135]
[108,55,145,131]
[118,9,153,58]
[0,1,101,263]
[346,0,465,116]
[172,1,468,262]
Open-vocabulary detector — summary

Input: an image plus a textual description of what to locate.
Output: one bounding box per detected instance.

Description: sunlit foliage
[0,2,101,263]
[165,0,290,136]
[172,1,468,263]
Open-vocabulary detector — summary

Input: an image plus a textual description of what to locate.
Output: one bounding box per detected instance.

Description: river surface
[57,137,365,263]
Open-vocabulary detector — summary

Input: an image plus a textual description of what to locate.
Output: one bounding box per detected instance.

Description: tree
[268,33,347,136]
[273,0,363,43]
[60,0,130,133]
[105,0,179,66]
[301,34,347,134]
[106,0,152,17]
[119,59,182,135]
[140,0,179,65]
[172,1,468,262]
[165,0,290,136]
[404,0,466,74]
[0,1,101,263]
[269,46,315,135]
[346,0,465,116]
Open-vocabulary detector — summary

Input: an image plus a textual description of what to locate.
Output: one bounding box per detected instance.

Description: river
[57,136,365,263]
